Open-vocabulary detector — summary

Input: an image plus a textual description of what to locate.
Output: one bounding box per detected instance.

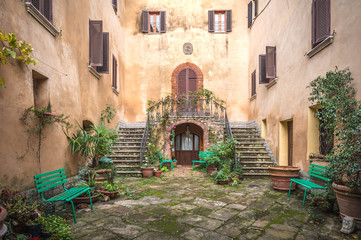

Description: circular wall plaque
[183,42,193,55]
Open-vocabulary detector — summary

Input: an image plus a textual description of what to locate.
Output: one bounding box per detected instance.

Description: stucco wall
[123,0,250,123]
[0,0,126,189]
[248,0,361,170]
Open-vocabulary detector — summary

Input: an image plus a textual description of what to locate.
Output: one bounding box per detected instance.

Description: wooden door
[288,121,293,166]
[178,68,197,115]
[175,133,200,165]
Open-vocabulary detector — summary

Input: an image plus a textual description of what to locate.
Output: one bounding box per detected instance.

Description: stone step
[113,142,141,147]
[243,166,269,170]
[238,151,268,155]
[108,155,139,159]
[113,159,140,164]
[112,146,140,150]
[236,147,266,151]
[117,170,142,175]
[116,138,142,142]
[240,155,271,159]
[240,161,273,167]
[235,138,264,142]
[242,172,270,177]
[118,133,145,137]
[113,150,140,154]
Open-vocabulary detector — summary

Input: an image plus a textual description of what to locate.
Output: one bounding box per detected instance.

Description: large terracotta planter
[332,182,361,229]
[268,166,300,191]
[141,167,154,178]
[73,193,100,204]
[0,207,8,239]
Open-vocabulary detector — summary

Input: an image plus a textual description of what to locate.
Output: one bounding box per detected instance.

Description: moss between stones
[191,206,213,216]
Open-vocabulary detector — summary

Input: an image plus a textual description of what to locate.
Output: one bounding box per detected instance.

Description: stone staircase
[230,124,275,177]
[109,123,147,176]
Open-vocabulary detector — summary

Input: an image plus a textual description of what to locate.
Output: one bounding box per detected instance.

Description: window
[254,0,258,17]
[247,1,252,28]
[251,70,256,96]
[27,0,53,23]
[89,20,109,75]
[312,0,330,48]
[142,11,166,33]
[112,55,118,90]
[259,46,276,84]
[208,10,232,33]
[112,0,117,13]
[32,70,49,109]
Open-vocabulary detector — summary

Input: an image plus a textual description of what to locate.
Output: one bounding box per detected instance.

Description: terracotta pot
[0,207,8,238]
[93,169,112,182]
[332,182,361,229]
[25,223,42,238]
[141,167,154,178]
[207,167,217,175]
[73,193,100,204]
[268,166,300,191]
[154,170,162,178]
[217,180,228,185]
[100,190,119,199]
[11,219,25,234]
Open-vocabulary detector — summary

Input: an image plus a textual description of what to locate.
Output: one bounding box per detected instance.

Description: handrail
[225,110,237,169]
[139,113,150,166]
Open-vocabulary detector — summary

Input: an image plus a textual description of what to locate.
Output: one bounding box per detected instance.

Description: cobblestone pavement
[59,166,360,239]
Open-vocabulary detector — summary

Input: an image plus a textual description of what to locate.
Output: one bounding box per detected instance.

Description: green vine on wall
[0,30,37,88]
[20,105,72,172]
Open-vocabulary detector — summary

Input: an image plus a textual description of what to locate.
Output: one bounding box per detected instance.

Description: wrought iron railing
[139,113,150,166]
[147,98,226,123]
[225,111,237,169]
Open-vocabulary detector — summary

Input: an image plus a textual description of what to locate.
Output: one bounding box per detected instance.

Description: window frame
[149,11,161,34]
[112,55,118,91]
[312,0,331,48]
[208,10,232,33]
[251,70,256,97]
[214,11,226,33]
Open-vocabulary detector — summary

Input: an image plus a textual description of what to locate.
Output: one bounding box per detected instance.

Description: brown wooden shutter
[96,33,109,73]
[89,20,103,66]
[251,70,256,96]
[266,46,276,79]
[188,69,197,95]
[30,0,41,10]
[208,10,214,32]
[259,54,267,84]
[248,1,253,28]
[178,69,187,97]
[160,11,166,33]
[254,0,258,17]
[112,56,118,89]
[112,56,115,88]
[142,11,149,33]
[112,0,117,12]
[313,0,330,46]
[43,0,52,22]
[226,10,232,32]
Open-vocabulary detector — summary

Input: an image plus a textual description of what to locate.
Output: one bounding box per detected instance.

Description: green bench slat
[48,187,90,202]
[310,163,327,169]
[36,175,67,189]
[37,179,68,193]
[290,178,327,189]
[34,168,65,179]
[34,172,66,184]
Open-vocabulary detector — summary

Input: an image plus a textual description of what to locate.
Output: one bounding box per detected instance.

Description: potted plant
[308,67,361,229]
[24,213,42,239]
[14,233,32,240]
[205,155,220,175]
[154,169,162,178]
[141,158,154,178]
[214,171,229,185]
[161,166,169,173]
[307,188,336,212]
[72,174,101,204]
[100,181,121,199]
[39,214,73,240]
[268,165,301,191]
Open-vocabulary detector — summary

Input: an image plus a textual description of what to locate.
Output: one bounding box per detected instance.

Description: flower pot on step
[332,182,361,230]
[268,166,300,191]
[154,170,162,178]
[141,167,154,178]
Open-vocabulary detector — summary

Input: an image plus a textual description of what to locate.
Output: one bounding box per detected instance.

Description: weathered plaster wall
[0,0,126,189]
[248,0,361,171]
[123,0,249,122]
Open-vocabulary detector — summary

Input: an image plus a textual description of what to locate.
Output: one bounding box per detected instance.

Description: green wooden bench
[288,163,331,205]
[34,168,93,223]
[158,152,174,171]
[192,151,214,171]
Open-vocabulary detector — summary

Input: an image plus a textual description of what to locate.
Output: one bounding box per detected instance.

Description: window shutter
[30,0,41,11]
[259,54,267,84]
[160,11,166,33]
[248,1,253,28]
[112,0,117,12]
[178,69,187,97]
[254,0,258,17]
[43,0,52,22]
[226,10,232,32]
[208,10,214,32]
[112,56,118,89]
[96,33,109,73]
[112,56,115,88]
[89,20,103,67]
[188,69,197,94]
[142,11,149,33]
[314,0,330,45]
[266,46,276,79]
[251,70,256,96]
[312,0,316,46]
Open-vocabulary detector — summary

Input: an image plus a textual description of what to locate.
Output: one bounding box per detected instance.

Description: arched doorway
[171,62,203,98]
[174,123,203,165]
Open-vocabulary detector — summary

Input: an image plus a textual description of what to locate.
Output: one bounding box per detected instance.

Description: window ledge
[25,2,59,37]
[112,87,119,95]
[266,78,278,89]
[88,66,101,79]
[250,94,256,101]
[306,35,334,58]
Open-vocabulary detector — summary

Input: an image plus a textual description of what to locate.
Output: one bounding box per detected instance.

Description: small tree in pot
[308,67,361,229]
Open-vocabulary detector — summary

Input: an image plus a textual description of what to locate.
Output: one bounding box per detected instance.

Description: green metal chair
[158,152,174,171]
[192,151,214,171]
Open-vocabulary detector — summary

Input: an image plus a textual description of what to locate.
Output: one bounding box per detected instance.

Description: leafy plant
[0,30,37,88]
[102,180,122,192]
[100,104,116,124]
[308,67,361,189]
[14,234,31,240]
[308,188,336,210]
[40,214,74,240]
[214,170,228,182]
[205,155,221,169]
[19,106,72,172]
[161,166,169,172]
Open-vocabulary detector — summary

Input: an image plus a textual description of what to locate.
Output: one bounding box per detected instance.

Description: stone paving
[58,166,360,239]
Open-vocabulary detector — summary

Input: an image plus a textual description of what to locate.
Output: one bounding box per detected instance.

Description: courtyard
[61,167,360,240]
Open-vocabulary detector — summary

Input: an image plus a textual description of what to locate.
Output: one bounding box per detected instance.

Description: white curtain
[182,133,193,150]
[176,135,181,150]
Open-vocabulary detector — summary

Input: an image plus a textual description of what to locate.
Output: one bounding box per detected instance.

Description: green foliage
[14,234,31,240]
[208,137,239,164]
[205,154,221,168]
[192,87,225,104]
[308,67,361,189]
[102,180,122,192]
[214,170,229,182]
[0,30,37,88]
[100,104,116,124]
[308,187,336,210]
[40,214,74,240]
[66,124,118,168]
[208,126,221,145]
[94,162,118,181]
[146,127,161,165]
[161,166,169,173]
